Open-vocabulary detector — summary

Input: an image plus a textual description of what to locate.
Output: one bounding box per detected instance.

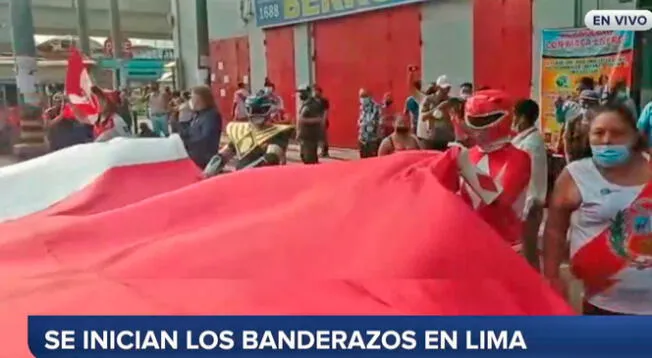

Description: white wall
[421,0,473,93]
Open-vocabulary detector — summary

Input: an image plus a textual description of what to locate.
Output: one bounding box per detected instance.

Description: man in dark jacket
[184,86,222,169]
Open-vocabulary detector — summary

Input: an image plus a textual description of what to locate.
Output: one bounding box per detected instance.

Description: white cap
[436,75,451,88]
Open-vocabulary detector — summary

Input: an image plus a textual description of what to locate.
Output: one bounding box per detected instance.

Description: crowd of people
[40,82,223,169]
[31,65,652,315]
[348,66,651,316]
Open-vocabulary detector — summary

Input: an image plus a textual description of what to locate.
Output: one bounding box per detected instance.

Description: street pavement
[275,144,358,164]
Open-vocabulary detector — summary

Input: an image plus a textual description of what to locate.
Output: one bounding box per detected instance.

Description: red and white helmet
[463,89,514,151]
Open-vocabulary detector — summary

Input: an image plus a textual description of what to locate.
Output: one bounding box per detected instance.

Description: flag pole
[76,0,91,56]
[9,0,47,158]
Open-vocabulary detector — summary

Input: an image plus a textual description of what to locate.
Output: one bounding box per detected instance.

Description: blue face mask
[360,97,371,106]
[591,144,632,168]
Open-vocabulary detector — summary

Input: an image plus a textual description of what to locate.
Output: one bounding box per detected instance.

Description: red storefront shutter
[314,5,421,148]
[235,36,251,94]
[209,36,250,122]
[474,0,532,98]
[387,5,422,120]
[503,0,533,99]
[265,26,296,121]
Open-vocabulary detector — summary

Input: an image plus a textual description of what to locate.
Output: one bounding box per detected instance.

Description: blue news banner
[29,316,652,357]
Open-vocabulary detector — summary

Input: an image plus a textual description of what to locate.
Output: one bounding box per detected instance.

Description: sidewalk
[284,144,358,163]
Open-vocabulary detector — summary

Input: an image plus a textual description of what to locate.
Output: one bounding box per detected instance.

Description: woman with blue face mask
[543,103,652,315]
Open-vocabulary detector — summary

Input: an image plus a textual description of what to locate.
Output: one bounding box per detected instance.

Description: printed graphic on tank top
[568,158,652,314]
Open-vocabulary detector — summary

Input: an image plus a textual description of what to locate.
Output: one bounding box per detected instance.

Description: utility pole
[109,0,123,89]
[9,0,46,158]
[170,0,183,89]
[196,0,210,85]
[76,0,91,55]
[573,0,583,27]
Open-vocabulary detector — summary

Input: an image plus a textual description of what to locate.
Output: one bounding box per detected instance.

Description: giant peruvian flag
[62,47,99,121]
[0,137,573,357]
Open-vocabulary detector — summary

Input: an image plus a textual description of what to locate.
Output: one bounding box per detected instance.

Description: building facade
[175,0,639,148]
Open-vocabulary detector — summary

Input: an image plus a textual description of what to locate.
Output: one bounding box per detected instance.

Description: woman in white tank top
[543,104,652,315]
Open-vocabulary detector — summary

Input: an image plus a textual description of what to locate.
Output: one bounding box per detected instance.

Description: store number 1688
[258,4,281,20]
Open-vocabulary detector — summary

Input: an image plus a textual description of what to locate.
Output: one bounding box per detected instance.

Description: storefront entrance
[313,5,422,148]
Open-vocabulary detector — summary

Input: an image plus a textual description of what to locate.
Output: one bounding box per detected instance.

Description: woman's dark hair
[591,103,647,152]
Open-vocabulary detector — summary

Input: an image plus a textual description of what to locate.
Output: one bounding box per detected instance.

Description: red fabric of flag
[63,47,99,120]
[0,149,573,357]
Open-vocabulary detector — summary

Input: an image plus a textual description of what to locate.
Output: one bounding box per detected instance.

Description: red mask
[463,89,514,151]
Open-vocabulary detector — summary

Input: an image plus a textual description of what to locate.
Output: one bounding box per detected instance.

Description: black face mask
[385,100,393,106]
[396,127,409,134]
[299,93,309,101]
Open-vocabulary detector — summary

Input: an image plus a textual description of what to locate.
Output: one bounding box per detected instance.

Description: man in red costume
[451,89,532,251]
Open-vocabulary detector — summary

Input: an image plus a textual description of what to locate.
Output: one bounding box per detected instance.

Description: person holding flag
[64,47,130,142]
[449,89,533,251]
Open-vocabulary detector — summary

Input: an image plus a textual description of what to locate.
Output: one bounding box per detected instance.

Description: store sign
[97,58,165,81]
[132,48,175,61]
[254,0,426,28]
